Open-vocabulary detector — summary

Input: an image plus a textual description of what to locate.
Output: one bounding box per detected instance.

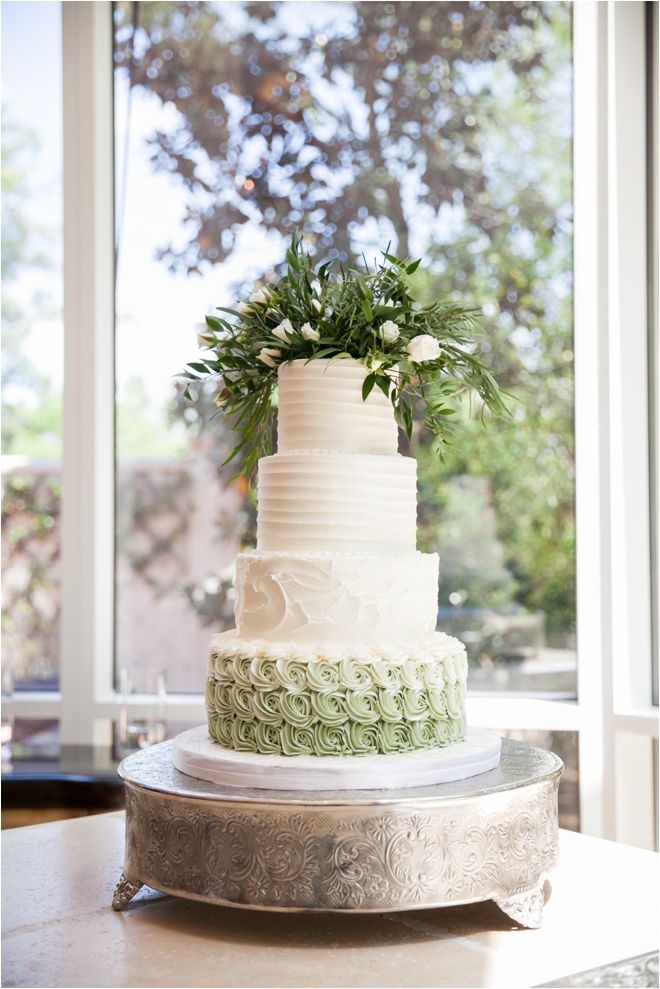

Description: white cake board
[172,725,501,791]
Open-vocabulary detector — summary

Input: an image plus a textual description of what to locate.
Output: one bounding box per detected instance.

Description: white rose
[236,301,251,314]
[257,347,281,368]
[379,319,400,345]
[300,322,320,341]
[250,287,270,305]
[197,331,215,349]
[310,298,323,314]
[407,334,441,363]
[272,318,294,343]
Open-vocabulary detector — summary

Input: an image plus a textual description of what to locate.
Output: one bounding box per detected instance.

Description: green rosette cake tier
[206,632,467,756]
[205,358,469,761]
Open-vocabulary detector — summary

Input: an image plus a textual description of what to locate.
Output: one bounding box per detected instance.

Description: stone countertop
[1,813,657,989]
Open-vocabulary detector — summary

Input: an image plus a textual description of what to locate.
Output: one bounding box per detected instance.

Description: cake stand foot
[494,888,544,929]
[112,873,144,911]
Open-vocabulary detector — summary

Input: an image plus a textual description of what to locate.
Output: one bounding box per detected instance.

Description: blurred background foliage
[114,0,574,652]
[1,115,62,461]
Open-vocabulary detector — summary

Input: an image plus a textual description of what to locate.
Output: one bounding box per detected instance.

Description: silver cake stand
[112,737,562,929]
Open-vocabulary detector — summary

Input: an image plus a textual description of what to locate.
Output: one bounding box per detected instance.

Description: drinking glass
[1,669,14,771]
[118,668,167,756]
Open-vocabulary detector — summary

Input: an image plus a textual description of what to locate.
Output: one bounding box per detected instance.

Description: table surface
[1,812,657,989]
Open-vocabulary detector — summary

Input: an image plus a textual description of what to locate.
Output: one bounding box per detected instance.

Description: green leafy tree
[1,113,62,458]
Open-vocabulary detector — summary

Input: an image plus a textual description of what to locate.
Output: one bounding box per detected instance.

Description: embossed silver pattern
[117,737,562,924]
[112,874,144,910]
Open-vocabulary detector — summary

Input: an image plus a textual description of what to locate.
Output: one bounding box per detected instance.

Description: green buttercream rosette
[255,721,282,755]
[347,722,380,755]
[208,712,221,742]
[370,662,402,688]
[411,719,438,749]
[424,661,445,692]
[281,722,315,755]
[442,651,460,685]
[205,679,216,711]
[230,683,255,719]
[402,687,430,721]
[434,718,452,746]
[446,681,467,719]
[232,654,254,687]
[216,714,234,747]
[215,682,234,715]
[377,687,405,722]
[449,712,467,742]
[249,657,278,689]
[280,691,315,728]
[400,662,425,689]
[274,658,308,691]
[339,657,372,689]
[427,689,448,719]
[313,722,349,756]
[311,689,348,726]
[214,653,235,681]
[345,689,380,725]
[231,717,258,752]
[252,689,283,724]
[306,661,341,692]
[378,721,413,753]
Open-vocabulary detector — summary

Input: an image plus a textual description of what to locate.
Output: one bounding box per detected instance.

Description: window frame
[11,0,657,845]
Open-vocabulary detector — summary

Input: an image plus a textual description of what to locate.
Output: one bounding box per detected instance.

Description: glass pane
[1,1,63,690]
[114,1,574,697]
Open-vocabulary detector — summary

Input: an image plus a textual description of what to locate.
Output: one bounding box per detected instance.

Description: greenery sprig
[183,231,509,482]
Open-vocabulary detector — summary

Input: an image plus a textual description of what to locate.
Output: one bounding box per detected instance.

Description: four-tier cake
[204,357,469,759]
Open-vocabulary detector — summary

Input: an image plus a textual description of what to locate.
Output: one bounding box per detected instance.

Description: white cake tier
[234,551,439,645]
[277,359,398,455]
[256,452,417,553]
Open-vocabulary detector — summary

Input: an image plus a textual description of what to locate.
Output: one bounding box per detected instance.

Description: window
[113,1,576,705]
[5,2,656,848]
[2,1,64,698]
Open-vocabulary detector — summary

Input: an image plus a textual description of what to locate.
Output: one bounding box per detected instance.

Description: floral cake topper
[184,231,509,482]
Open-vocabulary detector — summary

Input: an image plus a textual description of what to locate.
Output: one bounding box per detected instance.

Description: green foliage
[116,376,189,461]
[2,392,62,461]
[1,110,62,458]
[185,232,509,481]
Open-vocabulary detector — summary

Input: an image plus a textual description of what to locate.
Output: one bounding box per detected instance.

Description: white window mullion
[607,1,658,853]
[573,1,616,840]
[60,1,115,744]
[608,2,653,719]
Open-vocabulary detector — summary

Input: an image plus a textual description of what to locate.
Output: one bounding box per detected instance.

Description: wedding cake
[204,357,468,758]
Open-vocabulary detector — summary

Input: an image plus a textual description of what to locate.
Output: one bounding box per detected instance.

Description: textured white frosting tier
[234,551,439,645]
[256,452,417,553]
[277,359,398,455]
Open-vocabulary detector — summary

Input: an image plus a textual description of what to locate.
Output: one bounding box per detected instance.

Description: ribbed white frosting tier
[235,551,439,645]
[277,359,398,455]
[256,452,417,553]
